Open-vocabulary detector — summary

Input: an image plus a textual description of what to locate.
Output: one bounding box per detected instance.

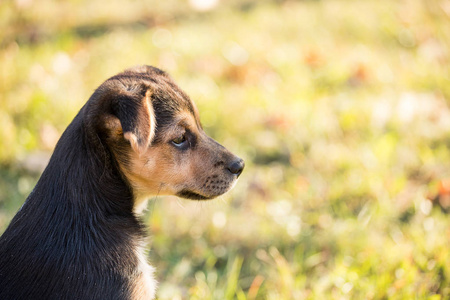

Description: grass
[1,0,450,298]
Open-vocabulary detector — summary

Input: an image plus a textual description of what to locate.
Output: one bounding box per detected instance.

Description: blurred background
[1,0,450,298]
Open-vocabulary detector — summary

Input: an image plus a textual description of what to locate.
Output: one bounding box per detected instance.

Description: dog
[0,65,244,299]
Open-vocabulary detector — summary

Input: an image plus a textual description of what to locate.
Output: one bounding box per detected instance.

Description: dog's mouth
[176,175,239,201]
[177,189,216,201]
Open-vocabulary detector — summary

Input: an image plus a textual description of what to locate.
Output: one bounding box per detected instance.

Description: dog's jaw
[176,189,213,200]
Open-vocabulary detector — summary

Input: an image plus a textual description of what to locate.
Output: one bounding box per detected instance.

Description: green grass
[1,0,450,298]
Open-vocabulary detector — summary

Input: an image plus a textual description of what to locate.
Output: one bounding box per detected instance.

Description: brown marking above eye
[178,120,190,128]
[161,112,196,141]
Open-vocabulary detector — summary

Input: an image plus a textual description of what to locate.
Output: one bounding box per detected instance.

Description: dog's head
[89,66,244,205]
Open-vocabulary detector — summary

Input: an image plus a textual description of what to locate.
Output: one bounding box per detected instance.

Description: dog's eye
[172,134,187,147]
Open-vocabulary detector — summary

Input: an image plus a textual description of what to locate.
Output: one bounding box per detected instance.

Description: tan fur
[115,110,235,202]
[123,90,156,156]
[131,243,157,300]
[99,66,244,299]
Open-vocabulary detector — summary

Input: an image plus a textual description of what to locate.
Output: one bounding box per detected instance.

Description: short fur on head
[0,65,244,300]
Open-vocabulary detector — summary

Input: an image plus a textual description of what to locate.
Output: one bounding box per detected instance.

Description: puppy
[0,65,244,300]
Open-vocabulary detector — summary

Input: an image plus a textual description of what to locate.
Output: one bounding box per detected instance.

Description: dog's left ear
[109,89,156,155]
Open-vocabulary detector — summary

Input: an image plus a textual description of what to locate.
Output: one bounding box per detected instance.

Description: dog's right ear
[105,89,156,155]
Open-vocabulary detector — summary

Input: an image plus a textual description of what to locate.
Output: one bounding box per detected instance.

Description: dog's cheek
[147,146,191,187]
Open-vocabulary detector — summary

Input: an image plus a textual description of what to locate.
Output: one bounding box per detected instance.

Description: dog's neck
[1,107,152,299]
[10,108,144,238]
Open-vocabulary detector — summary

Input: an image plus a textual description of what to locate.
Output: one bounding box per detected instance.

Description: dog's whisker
[147,198,157,218]
[139,163,146,176]
[218,195,228,205]
[148,184,163,216]
[0,65,244,300]
[175,197,186,209]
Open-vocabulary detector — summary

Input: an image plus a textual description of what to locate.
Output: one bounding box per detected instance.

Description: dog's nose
[227,159,245,176]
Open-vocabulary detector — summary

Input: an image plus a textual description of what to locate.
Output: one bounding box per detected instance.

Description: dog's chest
[131,244,157,300]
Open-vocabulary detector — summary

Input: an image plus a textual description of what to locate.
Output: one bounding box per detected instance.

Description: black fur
[0,70,156,299]
[0,65,243,299]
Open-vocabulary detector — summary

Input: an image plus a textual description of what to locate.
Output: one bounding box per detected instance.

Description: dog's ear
[108,89,156,155]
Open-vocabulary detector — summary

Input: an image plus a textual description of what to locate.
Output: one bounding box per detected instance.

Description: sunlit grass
[1,0,450,298]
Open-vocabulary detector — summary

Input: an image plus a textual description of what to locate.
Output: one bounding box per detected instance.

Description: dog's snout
[226,159,245,176]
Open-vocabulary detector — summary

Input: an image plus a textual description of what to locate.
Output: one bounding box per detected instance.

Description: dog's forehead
[133,68,202,128]
[152,78,197,115]
[149,72,201,121]
[106,66,202,130]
